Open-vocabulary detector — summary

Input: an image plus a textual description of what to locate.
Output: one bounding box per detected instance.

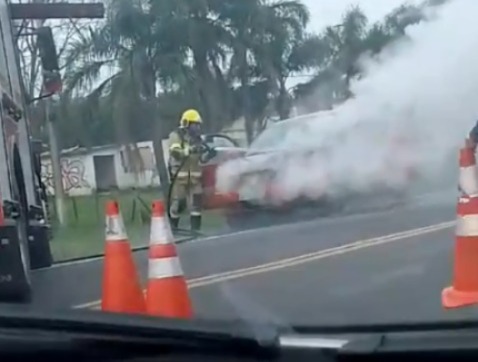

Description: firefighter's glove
[190,144,203,154]
[200,147,217,163]
[206,147,217,160]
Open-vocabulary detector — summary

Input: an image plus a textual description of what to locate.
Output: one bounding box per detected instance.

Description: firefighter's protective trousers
[168,129,203,229]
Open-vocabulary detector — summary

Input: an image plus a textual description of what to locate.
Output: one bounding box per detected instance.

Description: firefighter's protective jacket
[168,129,202,178]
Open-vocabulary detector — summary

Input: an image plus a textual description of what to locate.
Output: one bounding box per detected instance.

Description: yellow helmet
[180,109,202,127]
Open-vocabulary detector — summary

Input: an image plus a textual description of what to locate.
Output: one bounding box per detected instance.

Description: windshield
[249,118,322,151]
[249,123,291,150]
[9,0,475,340]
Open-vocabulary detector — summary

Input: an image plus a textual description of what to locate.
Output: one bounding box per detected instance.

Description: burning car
[203,111,422,229]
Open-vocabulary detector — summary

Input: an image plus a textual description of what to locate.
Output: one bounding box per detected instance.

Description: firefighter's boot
[190,214,202,232]
[170,216,180,230]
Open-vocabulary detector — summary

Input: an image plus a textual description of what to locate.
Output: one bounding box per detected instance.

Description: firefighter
[168,109,205,231]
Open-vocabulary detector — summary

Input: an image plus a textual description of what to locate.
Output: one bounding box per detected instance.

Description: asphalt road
[189,193,478,326]
[23,189,467,328]
[191,224,466,326]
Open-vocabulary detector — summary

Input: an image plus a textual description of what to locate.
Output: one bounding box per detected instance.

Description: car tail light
[201,150,245,210]
[204,192,240,209]
[202,164,217,189]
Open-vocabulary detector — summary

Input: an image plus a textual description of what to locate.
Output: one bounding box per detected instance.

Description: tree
[293,2,431,112]
[213,0,323,141]
[22,0,454,151]
[43,0,444,150]
[65,0,447,150]
[63,0,174,189]
[13,0,101,154]
[64,0,323,145]
[257,2,322,121]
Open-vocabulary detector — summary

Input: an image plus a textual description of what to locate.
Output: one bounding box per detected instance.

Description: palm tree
[215,0,323,142]
[253,0,319,120]
[64,0,183,192]
[293,3,429,110]
[149,0,235,132]
[64,0,323,165]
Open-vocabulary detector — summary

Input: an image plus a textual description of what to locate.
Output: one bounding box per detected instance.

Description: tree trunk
[244,116,254,145]
[193,52,222,132]
[45,100,67,225]
[150,99,171,197]
[240,63,254,145]
[277,80,290,120]
[152,137,170,197]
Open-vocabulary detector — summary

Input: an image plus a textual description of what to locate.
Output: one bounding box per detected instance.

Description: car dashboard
[5,330,478,362]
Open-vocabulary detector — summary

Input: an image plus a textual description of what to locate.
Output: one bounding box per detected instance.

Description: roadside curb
[49,235,195,267]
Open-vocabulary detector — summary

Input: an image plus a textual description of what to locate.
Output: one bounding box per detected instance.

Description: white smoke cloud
[217,0,477,204]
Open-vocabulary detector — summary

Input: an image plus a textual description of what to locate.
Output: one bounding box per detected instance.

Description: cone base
[146,278,193,319]
[102,242,146,314]
[442,286,478,308]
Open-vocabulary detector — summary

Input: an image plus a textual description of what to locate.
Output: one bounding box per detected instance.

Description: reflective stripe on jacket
[168,129,202,175]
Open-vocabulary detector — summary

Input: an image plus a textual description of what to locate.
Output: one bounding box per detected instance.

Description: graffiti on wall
[41,158,90,195]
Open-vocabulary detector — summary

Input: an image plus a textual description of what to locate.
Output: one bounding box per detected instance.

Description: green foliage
[43,0,439,148]
[294,2,431,110]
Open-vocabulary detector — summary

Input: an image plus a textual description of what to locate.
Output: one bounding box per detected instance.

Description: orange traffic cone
[459,142,478,197]
[101,200,146,314]
[146,200,193,318]
[442,195,478,308]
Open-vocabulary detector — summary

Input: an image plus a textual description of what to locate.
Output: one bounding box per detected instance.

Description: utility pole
[45,99,65,225]
[12,2,104,225]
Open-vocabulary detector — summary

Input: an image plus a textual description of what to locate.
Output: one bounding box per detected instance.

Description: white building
[40,140,169,196]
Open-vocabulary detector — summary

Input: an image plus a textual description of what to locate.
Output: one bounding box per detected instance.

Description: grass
[48,189,226,261]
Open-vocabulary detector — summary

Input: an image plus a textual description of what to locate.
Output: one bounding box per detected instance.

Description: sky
[302,0,423,32]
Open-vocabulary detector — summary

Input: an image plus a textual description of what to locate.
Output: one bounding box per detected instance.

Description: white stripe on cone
[456,215,478,237]
[150,216,173,245]
[459,166,478,197]
[148,257,184,279]
[105,215,128,241]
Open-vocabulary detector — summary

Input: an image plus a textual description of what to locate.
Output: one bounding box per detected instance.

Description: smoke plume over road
[217,0,477,202]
